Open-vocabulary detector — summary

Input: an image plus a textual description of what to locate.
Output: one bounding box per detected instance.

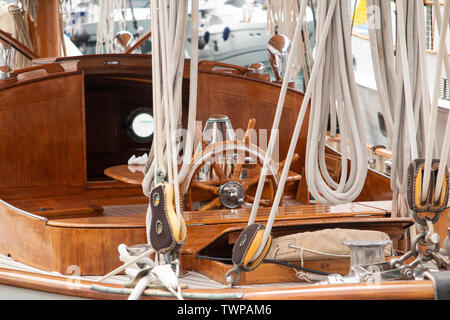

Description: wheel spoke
[232,118,256,180]
[244,118,256,142]
[278,153,300,174]
[191,181,220,194]
[199,197,222,211]
[231,162,244,180]
[245,194,270,207]
[212,162,227,182]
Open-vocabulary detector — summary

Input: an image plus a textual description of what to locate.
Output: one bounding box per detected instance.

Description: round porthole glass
[127,108,154,143]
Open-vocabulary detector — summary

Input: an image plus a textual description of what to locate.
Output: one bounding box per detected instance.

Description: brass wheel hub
[219,181,246,209]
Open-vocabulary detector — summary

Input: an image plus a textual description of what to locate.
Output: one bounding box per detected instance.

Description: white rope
[365,1,442,221]
[177,0,199,183]
[8,4,33,69]
[248,0,309,228]
[128,274,154,300]
[96,247,155,283]
[150,0,189,223]
[143,0,199,194]
[305,0,367,205]
[396,0,419,162]
[365,0,396,143]
[423,0,450,203]
[250,0,355,262]
[151,0,164,175]
[248,0,369,262]
[266,0,313,84]
[385,1,423,223]
[96,0,127,54]
[19,0,37,23]
[144,0,200,243]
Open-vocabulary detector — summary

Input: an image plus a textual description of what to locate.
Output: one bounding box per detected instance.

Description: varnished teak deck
[0,196,414,276]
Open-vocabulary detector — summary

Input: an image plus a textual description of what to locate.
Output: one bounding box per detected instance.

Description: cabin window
[425,5,434,50]
[440,78,450,101]
[128,109,155,143]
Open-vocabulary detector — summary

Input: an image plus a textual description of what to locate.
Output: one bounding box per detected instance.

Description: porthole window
[127,108,154,143]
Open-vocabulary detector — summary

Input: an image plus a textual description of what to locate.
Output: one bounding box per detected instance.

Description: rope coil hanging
[227,0,369,285]
[99,0,200,301]
[146,0,190,252]
[421,0,450,205]
[365,0,450,222]
[5,3,35,69]
[96,0,127,54]
[265,0,314,87]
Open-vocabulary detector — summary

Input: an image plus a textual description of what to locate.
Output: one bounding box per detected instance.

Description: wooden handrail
[13,63,65,77]
[124,30,152,54]
[424,0,445,6]
[0,29,40,61]
[199,60,250,75]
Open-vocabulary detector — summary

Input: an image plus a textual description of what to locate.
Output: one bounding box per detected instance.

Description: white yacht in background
[65,0,314,68]
[67,0,271,65]
[187,0,271,66]
[187,0,315,67]
[67,0,152,54]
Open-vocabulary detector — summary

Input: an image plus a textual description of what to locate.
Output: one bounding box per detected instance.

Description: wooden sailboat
[0,0,448,300]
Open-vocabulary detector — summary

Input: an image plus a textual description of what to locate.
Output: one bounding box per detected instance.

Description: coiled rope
[247,0,368,262]
[365,0,449,222]
[96,0,127,54]
[143,0,199,243]
[8,4,34,69]
[265,0,313,85]
[422,0,450,204]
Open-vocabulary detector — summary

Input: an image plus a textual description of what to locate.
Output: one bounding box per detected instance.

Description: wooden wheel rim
[182,141,279,211]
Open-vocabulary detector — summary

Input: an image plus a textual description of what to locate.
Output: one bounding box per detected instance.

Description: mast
[27,0,61,58]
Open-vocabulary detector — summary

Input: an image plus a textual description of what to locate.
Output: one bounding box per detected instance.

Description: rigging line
[415,0,432,148]
[305,0,367,204]
[351,0,358,34]
[174,0,200,184]
[396,0,419,161]
[430,0,450,201]
[159,0,175,187]
[422,0,450,202]
[146,0,162,243]
[250,0,340,262]
[152,0,164,172]
[248,0,309,227]
[159,0,185,221]
[144,0,198,189]
[366,0,394,141]
[308,0,316,31]
[433,0,450,99]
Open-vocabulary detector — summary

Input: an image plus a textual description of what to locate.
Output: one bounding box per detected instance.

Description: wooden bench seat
[8,198,103,220]
[8,196,149,220]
